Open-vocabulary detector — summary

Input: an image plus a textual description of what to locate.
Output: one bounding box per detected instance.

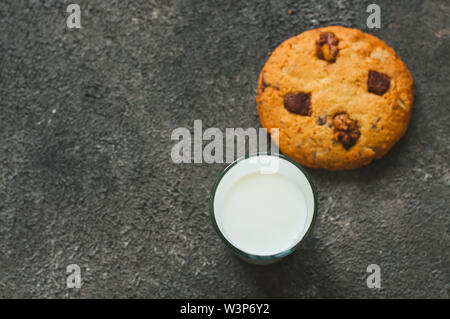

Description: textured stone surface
[0,0,448,298]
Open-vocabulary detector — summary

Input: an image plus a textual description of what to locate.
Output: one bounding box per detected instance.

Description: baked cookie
[257,26,413,170]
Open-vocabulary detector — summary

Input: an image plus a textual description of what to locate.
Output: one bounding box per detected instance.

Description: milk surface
[219,171,308,256]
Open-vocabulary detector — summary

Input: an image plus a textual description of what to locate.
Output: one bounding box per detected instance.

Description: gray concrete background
[0,0,449,298]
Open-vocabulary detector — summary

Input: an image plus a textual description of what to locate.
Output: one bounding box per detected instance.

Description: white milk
[219,171,308,256]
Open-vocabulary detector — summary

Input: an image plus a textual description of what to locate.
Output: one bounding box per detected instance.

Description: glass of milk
[210,153,318,264]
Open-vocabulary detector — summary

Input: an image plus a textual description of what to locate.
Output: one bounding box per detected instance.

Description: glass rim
[209,152,318,261]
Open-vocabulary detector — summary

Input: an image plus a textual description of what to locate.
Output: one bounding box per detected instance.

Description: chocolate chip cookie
[257,26,414,170]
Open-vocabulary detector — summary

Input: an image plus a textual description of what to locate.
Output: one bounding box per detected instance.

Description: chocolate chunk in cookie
[316,32,339,63]
[317,115,327,125]
[368,70,390,95]
[333,113,360,149]
[261,78,268,91]
[284,93,311,116]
